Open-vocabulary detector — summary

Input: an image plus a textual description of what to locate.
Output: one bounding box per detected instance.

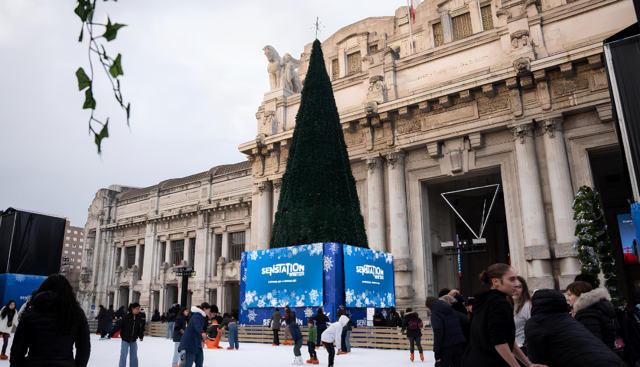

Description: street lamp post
[172,265,195,307]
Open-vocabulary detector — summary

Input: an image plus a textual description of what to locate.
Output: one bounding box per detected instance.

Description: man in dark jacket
[95,305,108,340]
[110,303,144,367]
[525,289,625,367]
[270,308,282,346]
[115,306,126,319]
[573,288,616,349]
[151,310,161,322]
[106,305,115,336]
[427,296,467,367]
[179,303,211,367]
[386,307,401,328]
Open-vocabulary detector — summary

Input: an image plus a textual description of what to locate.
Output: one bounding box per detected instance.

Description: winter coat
[308,325,317,343]
[525,289,625,367]
[452,294,467,316]
[321,315,349,350]
[95,307,108,331]
[115,307,125,319]
[344,318,356,331]
[107,308,115,324]
[10,291,91,367]
[430,300,467,359]
[312,311,329,326]
[284,309,296,325]
[151,312,161,322]
[461,289,515,367]
[173,314,187,343]
[573,288,616,349]
[179,307,207,355]
[387,308,401,328]
[401,312,423,338]
[109,311,144,343]
[0,306,17,334]
[290,322,303,342]
[615,308,640,362]
[270,311,282,330]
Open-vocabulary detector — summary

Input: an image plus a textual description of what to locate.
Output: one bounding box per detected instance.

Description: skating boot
[420,353,424,362]
[410,353,414,362]
[312,357,319,365]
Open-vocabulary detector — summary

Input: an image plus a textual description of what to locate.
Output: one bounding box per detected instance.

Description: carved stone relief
[363,75,388,105]
[476,86,511,115]
[513,57,531,75]
[511,30,530,50]
[344,124,365,147]
[549,71,590,97]
[396,115,422,135]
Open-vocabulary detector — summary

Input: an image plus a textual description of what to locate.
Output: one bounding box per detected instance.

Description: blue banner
[617,213,639,265]
[0,274,47,310]
[343,245,395,308]
[243,244,324,308]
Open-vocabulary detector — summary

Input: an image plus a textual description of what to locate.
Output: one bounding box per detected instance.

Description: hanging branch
[74,0,130,154]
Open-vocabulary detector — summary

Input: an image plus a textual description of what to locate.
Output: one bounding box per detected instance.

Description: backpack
[409,317,420,330]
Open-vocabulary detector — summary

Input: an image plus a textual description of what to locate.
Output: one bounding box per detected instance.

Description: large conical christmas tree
[270,39,368,249]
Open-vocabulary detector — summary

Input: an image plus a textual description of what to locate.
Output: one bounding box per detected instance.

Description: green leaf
[74,0,91,21]
[102,18,127,42]
[83,88,96,109]
[109,54,124,78]
[78,25,84,42]
[76,67,91,91]
[94,119,109,154]
[126,103,131,125]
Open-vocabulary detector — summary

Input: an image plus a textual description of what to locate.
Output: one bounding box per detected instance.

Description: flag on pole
[409,0,420,23]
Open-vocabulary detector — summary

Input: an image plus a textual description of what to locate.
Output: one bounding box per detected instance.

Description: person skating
[152,309,161,322]
[387,306,401,328]
[284,306,294,346]
[566,281,616,349]
[0,300,16,360]
[96,305,108,340]
[461,263,545,367]
[400,308,424,362]
[313,307,330,349]
[178,302,211,367]
[172,307,189,367]
[110,302,145,367]
[525,289,625,367]
[320,314,349,367]
[115,305,126,320]
[10,274,90,367]
[270,308,283,346]
[306,318,319,364]
[106,305,115,338]
[426,296,467,367]
[290,317,304,365]
[227,313,239,350]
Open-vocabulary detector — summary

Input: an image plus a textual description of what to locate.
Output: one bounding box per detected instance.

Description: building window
[77,266,81,269]
[67,230,71,234]
[126,246,136,269]
[452,12,473,40]
[481,5,494,30]
[79,245,83,249]
[80,239,84,242]
[65,244,69,247]
[230,232,245,262]
[71,251,76,255]
[116,247,122,267]
[331,59,339,80]
[64,250,69,254]
[66,237,70,240]
[347,52,361,75]
[71,258,75,262]
[369,44,378,53]
[74,231,78,235]
[73,238,77,241]
[139,245,145,276]
[72,244,77,248]
[171,240,184,266]
[78,259,81,263]
[81,232,84,236]
[161,242,166,263]
[433,22,444,47]
[214,234,222,276]
[189,238,196,265]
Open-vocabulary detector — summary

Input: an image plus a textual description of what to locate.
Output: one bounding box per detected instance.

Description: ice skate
[410,353,414,362]
[420,353,424,361]
[312,357,319,365]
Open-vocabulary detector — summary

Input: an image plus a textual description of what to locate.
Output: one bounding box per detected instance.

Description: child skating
[320,314,349,367]
[290,320,304,365]
[227,313,239,350]
[306,318,319,364]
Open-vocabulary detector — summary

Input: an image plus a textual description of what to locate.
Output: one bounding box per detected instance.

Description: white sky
[0,0,404,226]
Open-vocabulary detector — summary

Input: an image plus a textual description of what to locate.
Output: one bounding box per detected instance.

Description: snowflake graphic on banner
[324,256,333,272]
[330,243,340,254]
[304,307,314,318]
[347,290,395,308]
[241,252,246,262]
[250,251,258,261]
[311,243,323,256]
[345,289,355,304]
[309,289,319,304]
[15,274,25,283]
[345,245,353,256]
[248,309,257,322]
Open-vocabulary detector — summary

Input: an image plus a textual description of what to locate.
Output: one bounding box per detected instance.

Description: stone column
[512,124,553,289]
[184,235,191,267]
[120,246,126,268]
[539,118,580,289]
[165,240,172,267]
[257,181,273,250]
[366,157,387,252]
[272,179,283,223]
[221,227,230,262]
[386,152,413,299]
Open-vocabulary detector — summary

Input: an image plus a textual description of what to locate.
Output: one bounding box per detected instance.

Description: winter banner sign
[343,245,395,308]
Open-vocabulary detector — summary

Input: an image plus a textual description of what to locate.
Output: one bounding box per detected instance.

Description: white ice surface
[2,334,435,367]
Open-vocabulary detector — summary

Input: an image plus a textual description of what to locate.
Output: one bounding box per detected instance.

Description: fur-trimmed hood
[573,288,613,315]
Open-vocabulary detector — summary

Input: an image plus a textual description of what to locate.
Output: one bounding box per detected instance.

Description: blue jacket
[173,315,187,343]
[290,322,303,342]
[179,307,206,354]
[430,300,468,359]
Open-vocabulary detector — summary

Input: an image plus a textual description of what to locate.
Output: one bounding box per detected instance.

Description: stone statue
[263,45,303,93]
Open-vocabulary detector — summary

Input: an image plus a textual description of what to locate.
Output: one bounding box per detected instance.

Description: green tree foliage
[573,185,623,306]
[270,39,368,249]
[75,0,130,154]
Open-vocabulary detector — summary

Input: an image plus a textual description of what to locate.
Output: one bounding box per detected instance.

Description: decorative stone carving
[255,133,267,146]
[449,149,463,173]
[560,62,574,78]
[263,45,303,93]
[513,57,531,74]
[384,120,395,146]
[273,178,283,192]
[386,152,405,169]
[539,118,562,138]
[364,75,388,105]
[506,77,519,89]
[482,84,496,98]
[427,142,442,158]
[511,30,530,50]
[468,132,484,149]
[366,158,378,172]
[364,102,379,116]
[520,76,533,89]
[511,124,534,144]
[439,96,452,107]
[396,116,421,135]
[257,181,271,196]
[398,107,411,119]
[496,9,512,19]
[419,101,433,113]
[588,54,602,69]
[459,90,474,102]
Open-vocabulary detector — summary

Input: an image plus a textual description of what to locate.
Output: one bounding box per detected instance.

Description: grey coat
[270,311,283,330]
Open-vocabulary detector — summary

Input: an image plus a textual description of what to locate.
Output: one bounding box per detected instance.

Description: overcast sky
[0,1,404,227]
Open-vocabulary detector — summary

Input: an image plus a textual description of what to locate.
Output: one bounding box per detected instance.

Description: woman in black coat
[95,305,108,340]
[10,274,91,367]
[426,297,467,367]
[566,282,616,349]
[525,289,625,367]
[312,307,330,346]
[400,308,424,362]
[462,264,542,367]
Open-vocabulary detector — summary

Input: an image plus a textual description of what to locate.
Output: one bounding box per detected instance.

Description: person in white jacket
[0,300,17,360]
[320,314,349,367]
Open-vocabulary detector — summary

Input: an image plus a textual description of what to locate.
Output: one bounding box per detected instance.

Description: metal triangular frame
[440,184,500,239]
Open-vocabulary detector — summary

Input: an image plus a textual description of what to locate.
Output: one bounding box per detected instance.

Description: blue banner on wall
[343,245,395,308]
[0,273,47,310]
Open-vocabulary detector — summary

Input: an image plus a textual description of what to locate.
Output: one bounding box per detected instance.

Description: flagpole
[406,0,415,54]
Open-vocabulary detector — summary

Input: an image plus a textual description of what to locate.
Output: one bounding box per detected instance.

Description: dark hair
[389,306,395,312]
[479,263,512,284]
[275,308,280,311]
[129,302,141,312]
[337,309,346,318]
[316,307,324,315]
[438,288,451,298]
[200,302,211,310]
[574,274,597,289]
[19,274,86,331]
[514,276,531,315]
[179,307,189,316]
[109,305,114,309]
[0,300,15,320]
[425,296,439,309]
[308,317,314,324]
[405,307,412,313]
[566,281,593,297]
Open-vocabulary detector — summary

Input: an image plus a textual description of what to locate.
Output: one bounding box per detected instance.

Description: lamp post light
[172,264,195,307]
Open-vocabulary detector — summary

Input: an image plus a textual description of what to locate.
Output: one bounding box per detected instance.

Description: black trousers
[1,333,8,355]
[308,341,317,358]
[408,336,423,354]
[272,329,280,345]
[437,344,463,367]
[324,342,335,367]
[341,330,347,352]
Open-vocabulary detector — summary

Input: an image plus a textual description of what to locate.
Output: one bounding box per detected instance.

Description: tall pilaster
[272,179,283,223]
[512,124,553,289]
[366,157,387,252]
[539,118,580,289]
[257,181,273,250]
[386,151,413,299]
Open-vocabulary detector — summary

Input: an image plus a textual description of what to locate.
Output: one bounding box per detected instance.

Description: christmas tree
[573,185,623,306]
[270,39,368,249]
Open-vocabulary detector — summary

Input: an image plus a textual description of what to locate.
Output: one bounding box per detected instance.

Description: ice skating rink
[1,334,436,366]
